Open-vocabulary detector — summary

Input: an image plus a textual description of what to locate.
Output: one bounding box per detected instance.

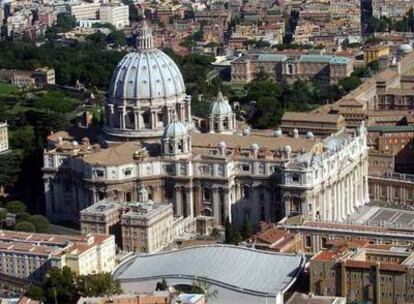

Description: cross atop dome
[136,18,154,51]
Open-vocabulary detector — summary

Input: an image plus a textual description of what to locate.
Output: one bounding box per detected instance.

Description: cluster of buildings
[42,25,370,260]
[0,230,115,281]
[0,67,55,88]
[371,0,414,19]
[0,0,129,40]
[68,0,129,30]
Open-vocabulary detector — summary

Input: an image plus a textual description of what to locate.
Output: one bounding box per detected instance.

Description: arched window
[243,186,250,199]
[126,111,135,129]
[143,110,151,129]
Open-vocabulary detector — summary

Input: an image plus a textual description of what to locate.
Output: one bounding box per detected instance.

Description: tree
[16,211,31,222]
[15,220,36,232]
[5,200,27,214]
[43,266,78,304]
[26,285,45,301]
[155,278,168,291]
[55,13,77,33]
[0,210,6,228]
[241,217,252,240]
[210,227,220,240]
[28,215,50,233]
[224,217,241,245]
[192,276,218,303]
[338,75,362,93]
[107,31,126,46]
[77,272,122,297]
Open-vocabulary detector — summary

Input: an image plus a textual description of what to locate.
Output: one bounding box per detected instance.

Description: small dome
[398,44,412,54]
[251,143,259,150]
[306,131,314,138]
[284,145,292,153]
[210,91,233,116]
[292,129,299,138]
[218,141,227,149]
[242,128,250,136]
[273,128,282,137]
[163,120,188,138]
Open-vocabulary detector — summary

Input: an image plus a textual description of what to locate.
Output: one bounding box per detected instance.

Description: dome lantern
[136,20,154,51]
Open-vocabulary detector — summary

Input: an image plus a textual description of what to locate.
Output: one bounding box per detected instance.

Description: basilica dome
[108,49,185,102]
[104,21,191,142]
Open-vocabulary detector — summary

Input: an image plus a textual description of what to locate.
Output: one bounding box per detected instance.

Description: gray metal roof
[114,245,304,297]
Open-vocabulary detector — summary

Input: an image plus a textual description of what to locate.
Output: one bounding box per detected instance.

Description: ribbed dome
[164,120,188,138]
[210,91,233,116]
[108,51,185,101]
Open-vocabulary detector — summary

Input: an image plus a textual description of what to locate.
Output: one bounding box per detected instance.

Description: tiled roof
[282,112,343,124]
[83,141,141,166]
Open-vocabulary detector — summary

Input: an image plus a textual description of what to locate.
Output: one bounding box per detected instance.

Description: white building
[0,122,8,154]
[0,230,116,281]
[99,4,129,29]
[68,2,100,21]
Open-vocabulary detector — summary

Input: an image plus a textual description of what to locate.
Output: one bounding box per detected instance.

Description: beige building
[81,189,177,253]
[99,4,129,30]
[363,45,390,65]
[231,53,353,84]
[0,230,115,281]
[0,122,9,154]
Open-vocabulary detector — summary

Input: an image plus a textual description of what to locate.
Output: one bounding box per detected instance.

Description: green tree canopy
[28,215,50,233]
[241,217,253,240]
[15,220,36,232]
[5,200,27,214]
[77,273,122,297]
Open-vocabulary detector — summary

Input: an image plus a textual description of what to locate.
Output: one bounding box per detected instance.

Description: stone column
[194,184,203,217]
[212,187,221,224]
[185,187,194,218]
[174,186,183,216]
[223,187,232,223]
[186,102,191,122]
[209,117,215,133]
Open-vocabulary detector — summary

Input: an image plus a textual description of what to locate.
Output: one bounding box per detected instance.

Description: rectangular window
[305,236,312,248]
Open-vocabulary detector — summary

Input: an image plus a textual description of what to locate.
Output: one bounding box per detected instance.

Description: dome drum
[104,22,191,142]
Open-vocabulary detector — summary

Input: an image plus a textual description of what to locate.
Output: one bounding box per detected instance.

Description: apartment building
[99,4,129,30]
[68,2,100,20]
[0,230,116,281]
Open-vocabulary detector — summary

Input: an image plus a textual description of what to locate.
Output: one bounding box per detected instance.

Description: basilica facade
[42,22,369,228]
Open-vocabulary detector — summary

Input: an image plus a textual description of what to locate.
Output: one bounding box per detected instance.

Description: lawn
[0,82,18,96]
